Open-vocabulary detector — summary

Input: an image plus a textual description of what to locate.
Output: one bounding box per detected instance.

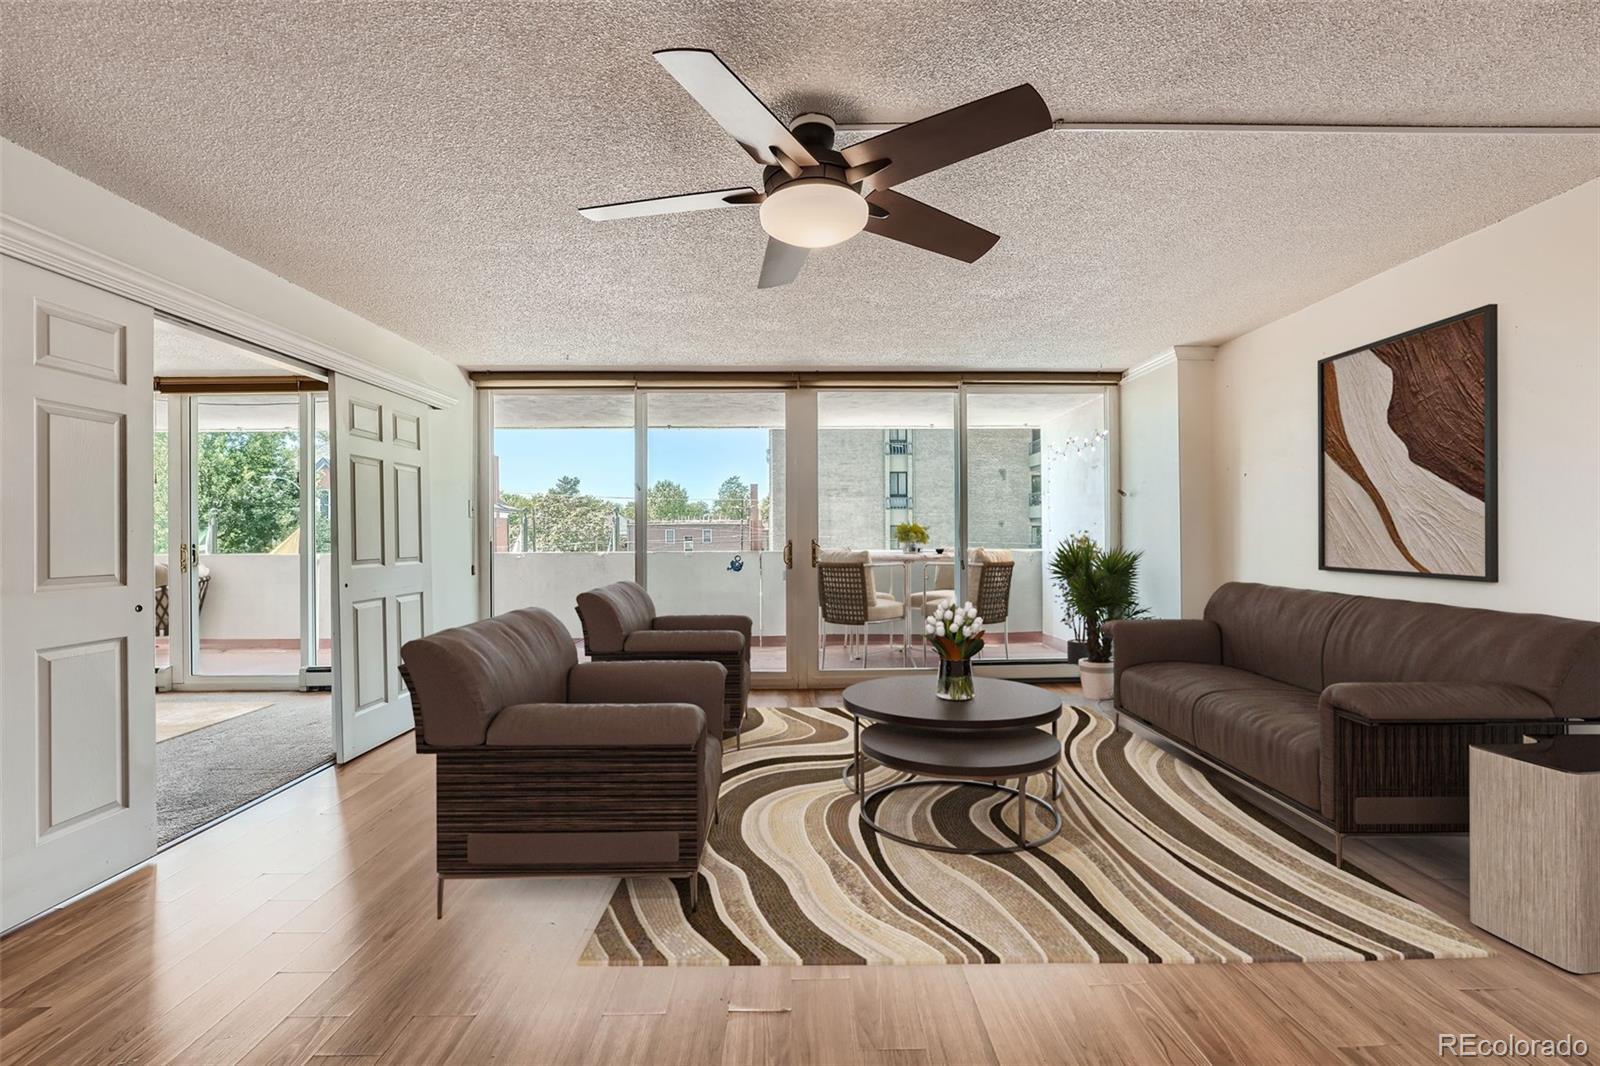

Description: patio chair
[400,607,725,917]
[907,558,956,664]
[970,548,1016,657]
[817,550,907,667]
[153,559,211,638]
[575,581,750,743]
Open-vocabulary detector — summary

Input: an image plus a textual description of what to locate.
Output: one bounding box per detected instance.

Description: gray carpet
[157,697,334,844]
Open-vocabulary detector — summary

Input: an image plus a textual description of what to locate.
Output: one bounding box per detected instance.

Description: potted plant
[924,602,985,700]
[894,521,929,553]
[1050,533,1143,701]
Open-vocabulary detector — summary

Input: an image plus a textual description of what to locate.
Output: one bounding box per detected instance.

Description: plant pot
[1078,660,1114,701]
[935,657,975,701]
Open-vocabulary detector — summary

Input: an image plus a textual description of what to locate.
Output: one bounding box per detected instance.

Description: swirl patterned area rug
[581,705,1485,965]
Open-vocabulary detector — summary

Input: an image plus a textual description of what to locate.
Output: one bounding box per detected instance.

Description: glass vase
[935,657,975,701]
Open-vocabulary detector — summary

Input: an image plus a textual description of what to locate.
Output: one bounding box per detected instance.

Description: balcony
[884,493,912,510]
[152,552,332,675]
[492,548,1062,665]
[885,439,911,456]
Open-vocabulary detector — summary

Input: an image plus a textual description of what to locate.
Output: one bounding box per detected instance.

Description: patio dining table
[865,549,957,654]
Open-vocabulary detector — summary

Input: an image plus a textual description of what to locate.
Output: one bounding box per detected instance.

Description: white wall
[1210,179,1600,620]
[2,138,478,630]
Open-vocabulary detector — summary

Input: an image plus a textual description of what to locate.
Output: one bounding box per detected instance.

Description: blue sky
[495,428,773,503]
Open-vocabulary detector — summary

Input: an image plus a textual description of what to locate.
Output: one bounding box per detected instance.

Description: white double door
[1,258,157,929]
[0,258,434,928]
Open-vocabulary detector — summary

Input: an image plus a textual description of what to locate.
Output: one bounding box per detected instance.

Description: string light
[1045,428,1111,459]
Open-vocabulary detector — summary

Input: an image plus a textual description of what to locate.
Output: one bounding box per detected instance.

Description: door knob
[134,603,144,613]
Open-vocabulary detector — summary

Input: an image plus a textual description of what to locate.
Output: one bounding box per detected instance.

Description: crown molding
[838,120,1600,136]
[1120,349,1177,382]
[0,213,457,409]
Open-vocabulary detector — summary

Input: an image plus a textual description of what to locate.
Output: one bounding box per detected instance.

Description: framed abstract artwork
[1318,305,1497,581]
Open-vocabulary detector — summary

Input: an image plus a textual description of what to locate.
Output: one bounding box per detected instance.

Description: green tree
[712,476,749,520]
[153,432,169,554]
[197,430,301,553]
[648,479,707,521]
[501,482,625,552]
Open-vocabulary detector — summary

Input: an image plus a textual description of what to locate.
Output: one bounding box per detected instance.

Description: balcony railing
[885,493,912,510]
[885,440,911,455]
[1029,490,1042,506]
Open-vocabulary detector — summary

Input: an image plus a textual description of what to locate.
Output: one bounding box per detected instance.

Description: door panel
[2,256,155,929]
[331,374,430,761]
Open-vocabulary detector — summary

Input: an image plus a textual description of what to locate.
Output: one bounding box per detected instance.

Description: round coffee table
[841,677,1065,854]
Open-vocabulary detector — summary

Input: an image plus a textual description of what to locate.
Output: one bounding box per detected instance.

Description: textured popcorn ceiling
[3,2,1597,371]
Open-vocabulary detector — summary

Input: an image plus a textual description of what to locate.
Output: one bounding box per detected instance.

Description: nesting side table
[1469,736,1599,973]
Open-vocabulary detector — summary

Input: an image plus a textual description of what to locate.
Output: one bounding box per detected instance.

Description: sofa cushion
[1322,595,1600,711]
[624,628,744,655]
[1204,582,1352,692]
[401,607,575,747]
[1118,662,1310,745]
[1191,687,1322,811]
[576,581,657,654]
[487,702,705,747]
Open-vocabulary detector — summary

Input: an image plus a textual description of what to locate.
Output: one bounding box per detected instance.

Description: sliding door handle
[783,540,793,569]
[178,543,189,573]
[810,539,820,567]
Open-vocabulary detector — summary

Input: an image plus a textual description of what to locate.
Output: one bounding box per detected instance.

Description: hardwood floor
[3,688,1595,1066]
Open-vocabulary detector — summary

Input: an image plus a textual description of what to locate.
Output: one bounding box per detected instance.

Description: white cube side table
[1469,736,1599,973]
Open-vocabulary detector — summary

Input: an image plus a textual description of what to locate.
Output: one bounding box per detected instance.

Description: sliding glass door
[962,387,1114,665]
[813,389,958,672]
[488,392,636,651]
[480,380,1116,685]
[157,392,326,689]
[644,392,787,675]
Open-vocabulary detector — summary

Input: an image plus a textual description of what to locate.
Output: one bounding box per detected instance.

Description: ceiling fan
[578,49,1052,288]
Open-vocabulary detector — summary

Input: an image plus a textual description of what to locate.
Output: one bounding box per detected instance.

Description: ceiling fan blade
[862,189,999,263]
[578,187,762,221]
[840,84,1051,193]
[654,49,819,169]
[758,238,808,288]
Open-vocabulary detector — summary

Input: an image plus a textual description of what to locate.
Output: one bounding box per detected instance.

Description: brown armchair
[400,607,725,916]
[575,581,751,743]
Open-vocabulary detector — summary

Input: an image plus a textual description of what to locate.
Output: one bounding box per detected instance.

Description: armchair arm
[654,614,752,643]
[1321,682,1555,724]
[485,702,705,748]
[625,629,743,655]
[568,659,727,725]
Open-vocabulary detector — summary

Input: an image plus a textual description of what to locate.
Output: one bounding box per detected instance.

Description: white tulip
[973,617,984,629]
[935,621,945,636]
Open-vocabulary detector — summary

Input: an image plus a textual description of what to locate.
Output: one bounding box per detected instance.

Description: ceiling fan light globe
[758,180,867,249]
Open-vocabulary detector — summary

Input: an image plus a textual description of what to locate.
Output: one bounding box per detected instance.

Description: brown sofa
[1112,582,1599,855]
[400,607,726,916]
[576,581,751,742]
